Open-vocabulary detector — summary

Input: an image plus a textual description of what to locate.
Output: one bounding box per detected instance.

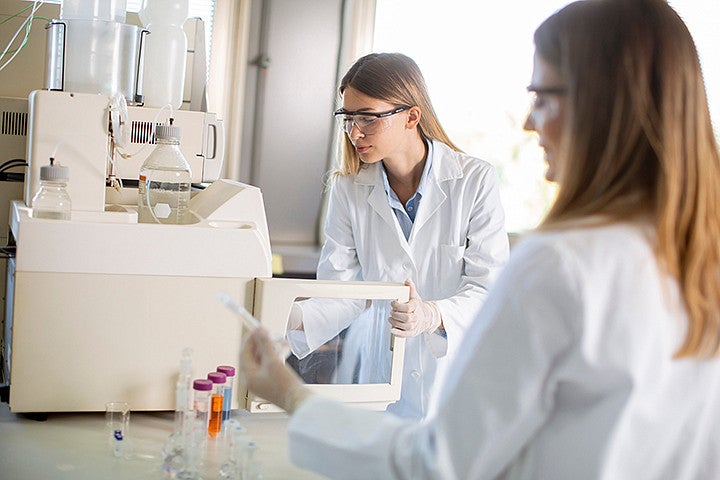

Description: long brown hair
[535,0,720,357]
[335,53,459,176]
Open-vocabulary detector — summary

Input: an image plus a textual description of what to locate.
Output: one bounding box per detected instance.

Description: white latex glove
[240,327,311,413]
[388,279,442,337]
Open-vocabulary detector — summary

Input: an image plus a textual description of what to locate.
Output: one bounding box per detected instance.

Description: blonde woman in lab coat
[241,0,720,478]
[286,53,509,419]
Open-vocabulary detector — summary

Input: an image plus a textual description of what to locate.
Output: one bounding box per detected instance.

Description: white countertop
[0,403,326,479]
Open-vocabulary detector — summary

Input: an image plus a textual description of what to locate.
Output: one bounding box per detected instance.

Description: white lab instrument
[22,90,224,213]
[2,1,407,413]
[5,87,408,413]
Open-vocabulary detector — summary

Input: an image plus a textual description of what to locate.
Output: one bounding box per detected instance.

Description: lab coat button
[402,263,410,271]
[410,370,421,381]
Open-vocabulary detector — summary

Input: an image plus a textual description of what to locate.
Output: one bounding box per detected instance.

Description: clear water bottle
[31,158,72,220]
[138,120,192,224]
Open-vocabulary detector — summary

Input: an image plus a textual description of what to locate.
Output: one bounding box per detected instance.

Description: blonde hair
[334,53,459,176]
[535,0,720,357]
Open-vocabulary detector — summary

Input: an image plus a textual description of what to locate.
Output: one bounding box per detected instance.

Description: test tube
[192,379,213,433]
[207,372,227,439]
[216,365,235,425]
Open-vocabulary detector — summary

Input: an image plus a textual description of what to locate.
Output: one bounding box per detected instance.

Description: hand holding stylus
[218,292,310,412]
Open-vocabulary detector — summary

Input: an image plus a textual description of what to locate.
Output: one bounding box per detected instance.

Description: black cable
[0,159,27,172]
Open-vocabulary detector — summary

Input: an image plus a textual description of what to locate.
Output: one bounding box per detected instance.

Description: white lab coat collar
[354,139,463,186]
[353,140,459,249]
[355,140,463,247]
[380,139,434,206]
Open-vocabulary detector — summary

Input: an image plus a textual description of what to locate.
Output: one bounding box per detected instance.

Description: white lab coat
[299,139,509,419]
[287,221,720,479]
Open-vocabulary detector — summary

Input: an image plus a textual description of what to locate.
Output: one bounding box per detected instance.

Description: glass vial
[31,157,71,220]
[192,378,213,431]
[207,372,227,439]
[216,365,235,426]
[219,419,250,480]
[138,119,191,224]
[162,348,194,477]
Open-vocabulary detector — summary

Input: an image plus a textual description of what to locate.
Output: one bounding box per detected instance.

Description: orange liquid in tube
[206,371,227,438]
[208,394,224,438]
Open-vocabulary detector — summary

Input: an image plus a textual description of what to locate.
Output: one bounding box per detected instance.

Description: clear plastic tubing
[192,379,213,433]
[207,372,227,438]
[216,365,235,424]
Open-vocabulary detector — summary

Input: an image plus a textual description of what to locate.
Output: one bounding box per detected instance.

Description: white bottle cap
[40,158,69,182]
[155,124,182,142]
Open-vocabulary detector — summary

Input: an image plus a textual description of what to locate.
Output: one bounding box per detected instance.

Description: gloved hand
[389,279,442,337]
[240,327,311,413]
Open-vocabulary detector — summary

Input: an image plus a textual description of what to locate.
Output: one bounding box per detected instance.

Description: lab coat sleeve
[287,239,579,479]
[295,178,366,355]
[287,298,368,359]
[432,164,509,357]
[316,177,362,282]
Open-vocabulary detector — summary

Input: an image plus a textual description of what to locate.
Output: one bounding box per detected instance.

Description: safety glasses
[333,106,410,136]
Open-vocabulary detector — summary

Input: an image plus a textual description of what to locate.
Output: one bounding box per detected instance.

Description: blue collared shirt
[381,140,434,241]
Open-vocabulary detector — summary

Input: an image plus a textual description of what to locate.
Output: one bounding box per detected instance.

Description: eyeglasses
[527,86,567,122]
[333,106,410,136]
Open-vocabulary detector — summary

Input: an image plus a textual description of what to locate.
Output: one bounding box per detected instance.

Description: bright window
[373,1,720,233]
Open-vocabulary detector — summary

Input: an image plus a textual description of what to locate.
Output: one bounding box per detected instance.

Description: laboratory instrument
[2,4,410,414]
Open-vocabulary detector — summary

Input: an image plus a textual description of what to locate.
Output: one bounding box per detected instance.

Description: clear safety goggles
[527,86,566,124]
[333,106,410,136]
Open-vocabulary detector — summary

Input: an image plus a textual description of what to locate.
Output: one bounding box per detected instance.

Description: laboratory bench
[0,402,326,479]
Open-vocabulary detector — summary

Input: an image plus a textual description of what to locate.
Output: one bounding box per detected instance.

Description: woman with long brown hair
[241,1,720,477]
[286,52,509,420]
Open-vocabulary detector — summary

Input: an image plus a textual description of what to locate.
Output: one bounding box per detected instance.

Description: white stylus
[217,292,261,331]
